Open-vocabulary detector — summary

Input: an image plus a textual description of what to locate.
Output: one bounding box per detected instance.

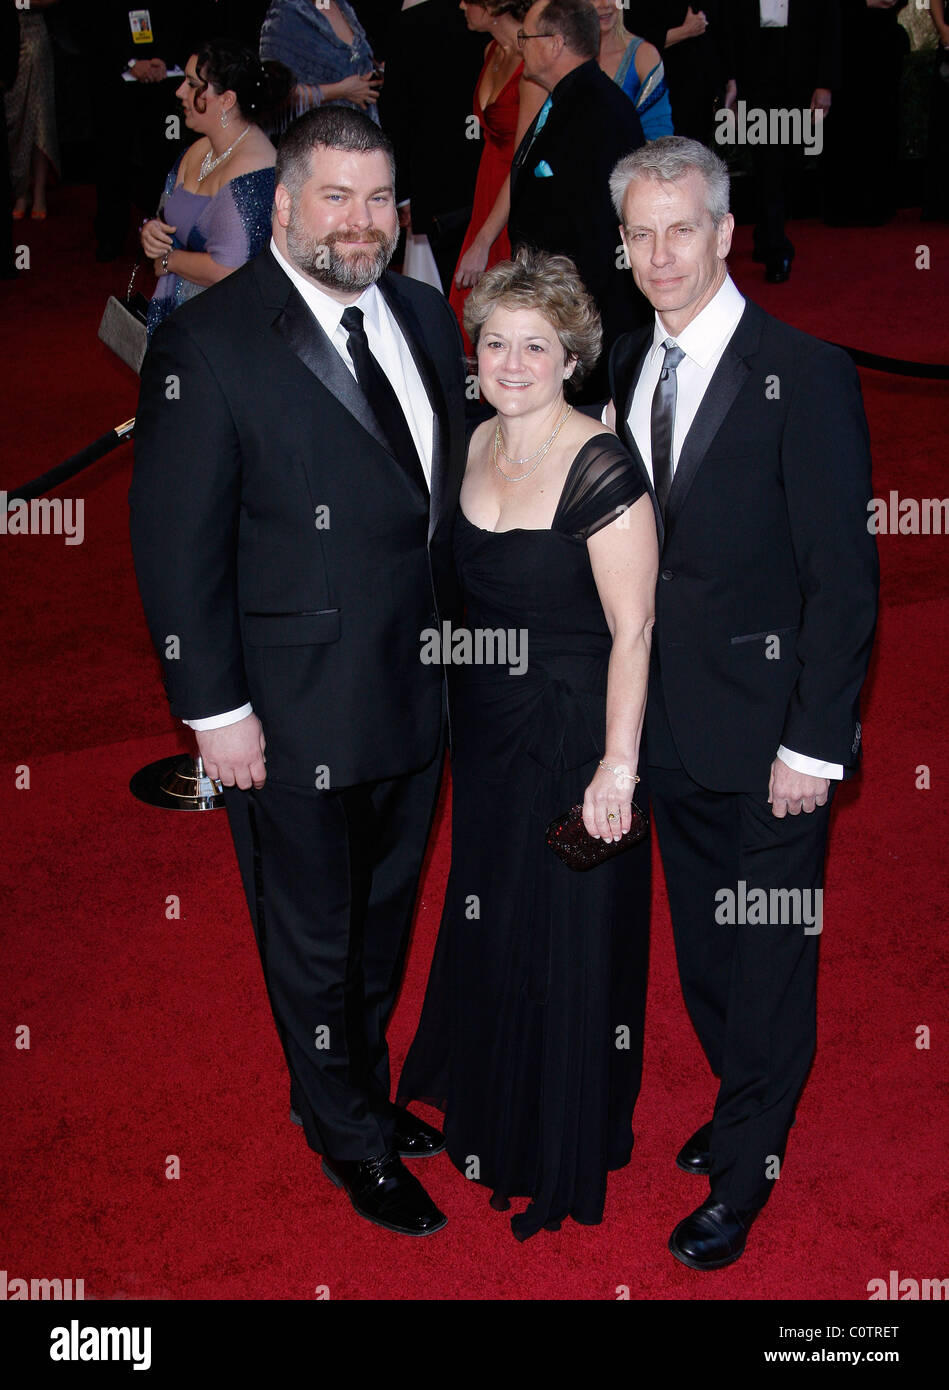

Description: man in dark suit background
[130,107,468,1237]
[726,0,842,281]
[606,136,878,1269]
[78,0,191,260]
[379,0,486,291]
[507,0,648,401]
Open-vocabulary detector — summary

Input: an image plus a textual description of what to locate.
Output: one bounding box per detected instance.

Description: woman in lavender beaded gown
[139,39,291,336]
[399,250,659,1240]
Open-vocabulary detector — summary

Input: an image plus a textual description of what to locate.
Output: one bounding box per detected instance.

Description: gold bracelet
[598,759,640,783]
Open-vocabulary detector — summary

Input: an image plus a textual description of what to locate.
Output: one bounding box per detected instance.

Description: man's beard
[286,220,397,292]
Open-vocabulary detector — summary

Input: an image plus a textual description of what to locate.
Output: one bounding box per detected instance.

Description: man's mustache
[325,228,391,248]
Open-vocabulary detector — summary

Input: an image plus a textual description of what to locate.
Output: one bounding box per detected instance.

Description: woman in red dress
[449,1,545,349]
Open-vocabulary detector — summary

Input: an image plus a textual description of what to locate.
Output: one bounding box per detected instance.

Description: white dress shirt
[627,273,746,481]
[759,0,789,27]
[619,273,842,781]
[186,240,435,732]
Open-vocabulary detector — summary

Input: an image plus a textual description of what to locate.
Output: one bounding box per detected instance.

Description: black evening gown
[398,435,652,1240]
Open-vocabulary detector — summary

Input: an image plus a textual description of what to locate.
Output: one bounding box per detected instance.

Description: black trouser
[746,29,808,262]
[223,743,444,1161]
[649,759,833,1216]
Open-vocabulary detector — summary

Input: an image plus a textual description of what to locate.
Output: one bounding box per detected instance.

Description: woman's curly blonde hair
[463,246,603,388]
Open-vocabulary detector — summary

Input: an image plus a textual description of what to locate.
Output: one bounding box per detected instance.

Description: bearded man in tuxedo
[605,136,878,1269]
[130,107,468,1237]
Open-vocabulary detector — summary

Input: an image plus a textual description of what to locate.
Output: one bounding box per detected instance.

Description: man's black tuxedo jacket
[609,299,878,793]
[508,61,646,352]
[130,250,468,789]
[727,0,842,98]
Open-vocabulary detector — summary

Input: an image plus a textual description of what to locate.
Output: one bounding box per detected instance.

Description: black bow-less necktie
[650,338,685,515]
[340,305,427,494]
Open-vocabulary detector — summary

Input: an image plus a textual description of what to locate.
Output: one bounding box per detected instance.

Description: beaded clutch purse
[98,259,148,374]
[545,802,649,871]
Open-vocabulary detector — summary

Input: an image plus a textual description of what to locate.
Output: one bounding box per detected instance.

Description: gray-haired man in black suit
[605,136,877,1269]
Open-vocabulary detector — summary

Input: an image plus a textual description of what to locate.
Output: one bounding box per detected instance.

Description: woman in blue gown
[594,0,674,139]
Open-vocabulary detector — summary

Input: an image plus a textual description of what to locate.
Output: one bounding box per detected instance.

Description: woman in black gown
[399,249,659,1240]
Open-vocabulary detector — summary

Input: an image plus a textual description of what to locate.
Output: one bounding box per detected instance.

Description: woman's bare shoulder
[468,416,496,460]
[226,128,277,179]
[177,138,206,183]
[570,407,617,445]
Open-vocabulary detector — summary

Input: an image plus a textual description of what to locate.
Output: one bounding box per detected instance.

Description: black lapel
[511,65,586,196]
[662,301,763,540]
[513,62,598,187]
[620,332,652,454]
[377,272,452,539]
[612,328,664,548]
[510,104,544,198]
[264,261,395,462]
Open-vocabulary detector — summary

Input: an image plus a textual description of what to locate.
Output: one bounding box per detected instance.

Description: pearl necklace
[197,125,250,184]
[493,405,572,482]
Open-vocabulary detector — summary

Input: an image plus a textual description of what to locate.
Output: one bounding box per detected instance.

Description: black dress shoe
[765,255,793,283]
[669,1198,756,1271]
[391,1105,445,1158]
[290,1104,445,1158]
[321,1151,447,1236]
[676,1121,712,1175]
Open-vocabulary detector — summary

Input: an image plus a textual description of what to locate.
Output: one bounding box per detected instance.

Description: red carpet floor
[1,189,947,1301]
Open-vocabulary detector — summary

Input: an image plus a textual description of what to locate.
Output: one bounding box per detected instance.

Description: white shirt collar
[651,273,745,369]
[270,236,382,339]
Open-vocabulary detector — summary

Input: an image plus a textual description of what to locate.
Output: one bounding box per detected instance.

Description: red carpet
[1,189,947,1300]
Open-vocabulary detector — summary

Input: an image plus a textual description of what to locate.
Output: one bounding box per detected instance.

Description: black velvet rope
[4,420,134,504]
[829,343,949,380]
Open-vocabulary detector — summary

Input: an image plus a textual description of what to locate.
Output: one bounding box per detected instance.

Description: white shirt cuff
[183,703,253,731]
[776,745,844,781]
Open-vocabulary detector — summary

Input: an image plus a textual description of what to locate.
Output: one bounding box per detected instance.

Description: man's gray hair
[610,136,731,226]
